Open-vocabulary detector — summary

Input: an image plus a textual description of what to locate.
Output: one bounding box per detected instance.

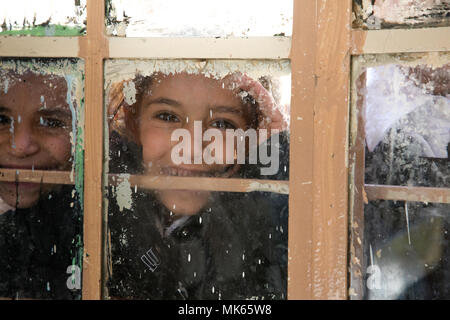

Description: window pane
[106,0,293,37]
[355,55,450,188]
[362,200,450,299]
[0,0,86,36]
[103,59,290,299]
[0,58,84,299]
[353,0,450,29]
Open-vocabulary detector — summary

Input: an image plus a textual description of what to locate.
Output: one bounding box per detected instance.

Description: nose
[7,123,40,158]
[185,120,205,165]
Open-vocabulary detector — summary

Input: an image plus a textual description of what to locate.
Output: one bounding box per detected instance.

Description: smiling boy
[0,71,73,209]
[0,60,83,300]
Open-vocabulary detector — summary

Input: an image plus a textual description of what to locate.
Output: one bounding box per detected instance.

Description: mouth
[159,166,232,178]
[0,164,62,171]
[0,181,42,191]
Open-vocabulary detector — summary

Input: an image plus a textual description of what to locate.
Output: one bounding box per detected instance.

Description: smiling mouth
[0,164,59,171]
[159,167,232,178]
[1,181,41,191]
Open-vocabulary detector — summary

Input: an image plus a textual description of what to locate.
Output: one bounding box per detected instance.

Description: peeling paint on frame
[353,0,450,30]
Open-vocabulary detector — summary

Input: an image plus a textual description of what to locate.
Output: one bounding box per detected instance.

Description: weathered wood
[365,184,450,204]
[288,0,351,300]
[0,169,289,194]
[78,0,108,300]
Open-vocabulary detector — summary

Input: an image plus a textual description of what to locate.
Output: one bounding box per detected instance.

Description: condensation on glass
[363,200,450,299]
[0,58,84,299]
[349,52,450,300]
[105,0,293,37]
[354,53,450,188]
[353,0,450,29]
[0,0,87,36]
[103,59,290,299]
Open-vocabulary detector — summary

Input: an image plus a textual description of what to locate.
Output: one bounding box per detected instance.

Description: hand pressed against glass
[136,72,255,215]
[0,72,73,208]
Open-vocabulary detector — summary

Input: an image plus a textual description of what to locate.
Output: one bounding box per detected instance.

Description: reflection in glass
[0,58,84,299]
[363,63,449,188]
[106,0,292,37]
[364,201,450,299]
[104,60,290,299]
[353,0,450,29]
[0,0,86,36]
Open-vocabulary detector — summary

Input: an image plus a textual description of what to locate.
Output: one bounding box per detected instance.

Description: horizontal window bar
[0,168,75,185]
[352,27,450,54]
[0,169,289,194]
[0,36,79,57]
[365,184,450,204]
[108,36,291,59]
[0,36,291,59]
[108,173,289,194]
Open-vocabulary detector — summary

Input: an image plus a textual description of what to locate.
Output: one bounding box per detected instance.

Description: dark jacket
[0,186,83,300]
[106,131,289,300]
[107,190,288,300]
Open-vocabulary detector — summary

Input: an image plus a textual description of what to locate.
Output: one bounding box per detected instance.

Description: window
[1,0,446,300]
[104,59,291,299]
[0,57,84,299]
[349,1,450,300]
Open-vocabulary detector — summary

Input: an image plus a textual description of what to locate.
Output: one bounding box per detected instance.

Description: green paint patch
[0,24,84,36]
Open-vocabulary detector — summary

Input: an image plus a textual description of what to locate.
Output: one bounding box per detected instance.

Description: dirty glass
[103,59,290,299]
[105,0,293,37]
[358,56,450,188]
[0,0,86,36]
[0,58,84,299]
[363,200,450,299]
[353,0,450,29]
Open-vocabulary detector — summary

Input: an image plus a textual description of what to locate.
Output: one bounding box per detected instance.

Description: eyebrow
[144,98,243,115]
[210,105,243,115]
[145,97,181,108]
[0,106,11,113]
[37,108,72,119]
[0,106,71,117]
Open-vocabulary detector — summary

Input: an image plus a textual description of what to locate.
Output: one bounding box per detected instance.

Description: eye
[210,119,236,130]
[155,112,180,123]
[0,115,12,126]
[39,117,68,129]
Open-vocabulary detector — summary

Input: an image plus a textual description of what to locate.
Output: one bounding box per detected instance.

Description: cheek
[43,135,72,165]
[140,127,173,165]
[0,132,9,149]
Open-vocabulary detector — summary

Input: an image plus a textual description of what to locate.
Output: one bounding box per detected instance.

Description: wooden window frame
[0,0,448,300]
[349,21,450,300]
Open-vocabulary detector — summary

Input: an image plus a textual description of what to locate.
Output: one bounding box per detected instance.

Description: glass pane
[104,59,290,299]
[358,56,450,188]
[0,0,86,36]
[353,0,450,29]
[106,0,293,37]
[363,200,450,299]
[0,58,84,299]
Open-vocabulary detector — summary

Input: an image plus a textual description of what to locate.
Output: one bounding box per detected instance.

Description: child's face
[0,72,73,208]
[138,72,250,215]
